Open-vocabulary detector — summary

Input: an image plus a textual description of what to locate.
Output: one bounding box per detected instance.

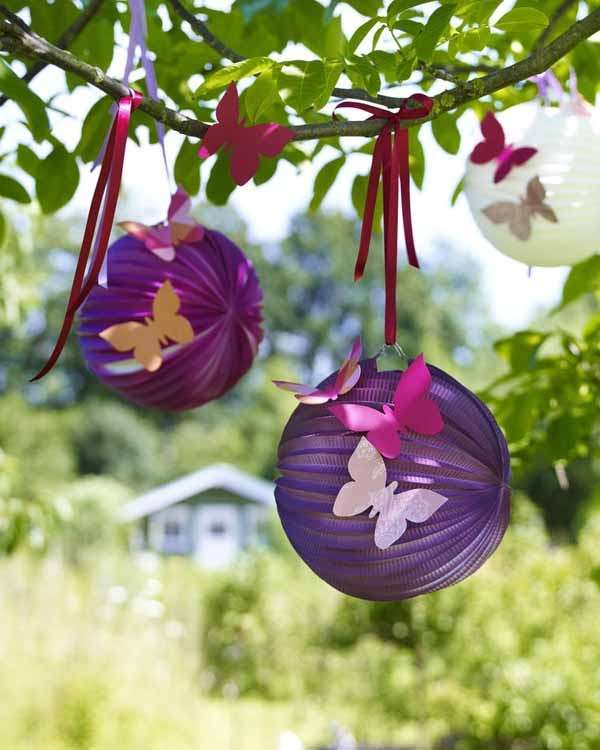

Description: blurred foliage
[3,499,599,749]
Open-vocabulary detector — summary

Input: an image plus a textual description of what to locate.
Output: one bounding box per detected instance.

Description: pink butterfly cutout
[470,112,537,183]
[329,354,444,459]
[119,187,205,262]
[333,437,447,549]
[273,338,362,405]
[198,83,295,186]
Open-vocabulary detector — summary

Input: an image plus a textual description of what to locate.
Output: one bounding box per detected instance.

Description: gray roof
[120,463,275,522]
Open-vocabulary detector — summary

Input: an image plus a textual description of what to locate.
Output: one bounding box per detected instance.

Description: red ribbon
[335,94,434,345]
[32,91,142,381]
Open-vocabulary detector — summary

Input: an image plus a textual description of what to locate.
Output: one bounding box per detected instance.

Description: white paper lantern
[464,104,600,267]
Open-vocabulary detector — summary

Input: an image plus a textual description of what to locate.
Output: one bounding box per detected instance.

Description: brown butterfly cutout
[100,280,194,372]
[482,176,558,241]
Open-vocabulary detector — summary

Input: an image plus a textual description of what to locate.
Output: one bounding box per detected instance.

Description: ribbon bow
[335,94,434,345]
[32,91,142,381]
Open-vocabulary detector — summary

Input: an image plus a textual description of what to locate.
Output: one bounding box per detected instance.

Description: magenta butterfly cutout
[198,83,295,186]
[119,187,205,261]
[470,112,537,183]
[333,437,448,549]
[329,354,444,459]
[482,176,558,241]
[274,338,362,405]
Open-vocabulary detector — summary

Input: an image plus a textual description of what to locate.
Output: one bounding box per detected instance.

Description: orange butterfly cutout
[100,280,194,372]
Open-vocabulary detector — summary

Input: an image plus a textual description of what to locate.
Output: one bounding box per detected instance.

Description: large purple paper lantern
[78,230,263,411]
[276,358,511,601]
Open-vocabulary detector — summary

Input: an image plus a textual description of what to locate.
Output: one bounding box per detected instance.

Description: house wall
[142,493,271,567]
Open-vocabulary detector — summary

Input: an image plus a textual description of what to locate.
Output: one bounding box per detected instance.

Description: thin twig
[0,0,104,107]
[166,0,245,62]
[536,0,579,50]
[1,8,600,141]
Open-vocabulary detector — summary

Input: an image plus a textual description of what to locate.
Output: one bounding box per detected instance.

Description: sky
[2,0,573,332]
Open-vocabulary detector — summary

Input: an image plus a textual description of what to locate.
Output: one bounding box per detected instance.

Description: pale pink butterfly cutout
[273,337,362,405]
[333,437,448,550]
[119,187,205,262]
[329,354,444,459]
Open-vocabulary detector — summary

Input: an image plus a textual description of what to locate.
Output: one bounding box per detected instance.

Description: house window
[208,521,227,535]
[165,521,181,537]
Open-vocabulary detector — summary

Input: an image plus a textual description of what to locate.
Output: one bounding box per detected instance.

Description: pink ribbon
[334,95,434,345]
[32,91,142,381]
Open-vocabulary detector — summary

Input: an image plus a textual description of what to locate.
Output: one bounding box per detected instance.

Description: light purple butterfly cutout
[333,437,448,550]
[482,176,558,241]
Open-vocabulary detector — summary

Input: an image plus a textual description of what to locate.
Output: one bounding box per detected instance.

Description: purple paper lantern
[78,230,263,411]
[275,358,511,601]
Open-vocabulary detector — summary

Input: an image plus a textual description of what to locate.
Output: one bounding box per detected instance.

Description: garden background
[1,1,600,748]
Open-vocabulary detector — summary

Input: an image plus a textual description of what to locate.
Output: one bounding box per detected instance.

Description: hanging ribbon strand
[334,95,434,345]
[31,91,142,381]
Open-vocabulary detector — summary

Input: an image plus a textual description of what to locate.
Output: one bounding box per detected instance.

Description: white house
[120,464,275,569]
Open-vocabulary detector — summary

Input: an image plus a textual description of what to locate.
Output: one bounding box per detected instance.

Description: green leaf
[0,209,6,247]
[388,0,429,18]
[494,330,549,373]
[76,98,112,164]
[558,255,600,310]
[282,60,343,113]
[431,112,460,154]
[451,176,464,205]
[253,154,278,185]
[348,18,379,55]
[174,138,201,197]
[352,172,383,229]
[35,145,80,214]
[0,61,50,142]
[395,19,423,36]
[324,16,347,57]
[310,156,345,212]
[456,0,500,24]
[17,145,41,179]
[205,150,237,205]
[345,55,380,96]
[495,7,549,32]
[0,175,30,204]
[244,70,279,122]
[195,58,274,98]
[415,4,456,61]
[408,128,425,189]
[343,0,381,15]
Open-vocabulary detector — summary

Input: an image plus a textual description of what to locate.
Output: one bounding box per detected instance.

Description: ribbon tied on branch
[334,94,434,345]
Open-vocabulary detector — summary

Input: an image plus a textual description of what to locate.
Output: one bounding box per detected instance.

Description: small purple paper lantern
[275,358,511,601]
[78,230,263,411]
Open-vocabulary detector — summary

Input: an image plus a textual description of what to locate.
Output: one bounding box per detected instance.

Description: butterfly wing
[333,337,363,395]
[401,489,448,523]
[470,112,504,164]
[374,492,408,549]
[160,315,194,345]
[272,381,334,404]
[509,146,537,167]
[329,404,402,459]
[249,123,295,158]
[509,202,532,240]
[482,202,517,225]
[168,187,192,222]
[333,438,387,517]
[152,279,180,318]
[133,328,163,372]
[100,322,146,352]
[100,322,162,372]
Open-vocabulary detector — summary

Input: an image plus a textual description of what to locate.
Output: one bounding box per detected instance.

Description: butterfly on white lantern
[333,437,448,550]
[464,71,600,267]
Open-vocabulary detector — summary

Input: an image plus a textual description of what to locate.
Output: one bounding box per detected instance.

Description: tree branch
[536,0,579,50]
[166,0,245,63]
[0,0,104,107]
[1,7,599,142]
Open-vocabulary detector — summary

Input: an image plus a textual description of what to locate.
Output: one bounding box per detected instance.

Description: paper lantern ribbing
[465,105,600,267]
[78,230,263,411]
[275,358,511,601]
